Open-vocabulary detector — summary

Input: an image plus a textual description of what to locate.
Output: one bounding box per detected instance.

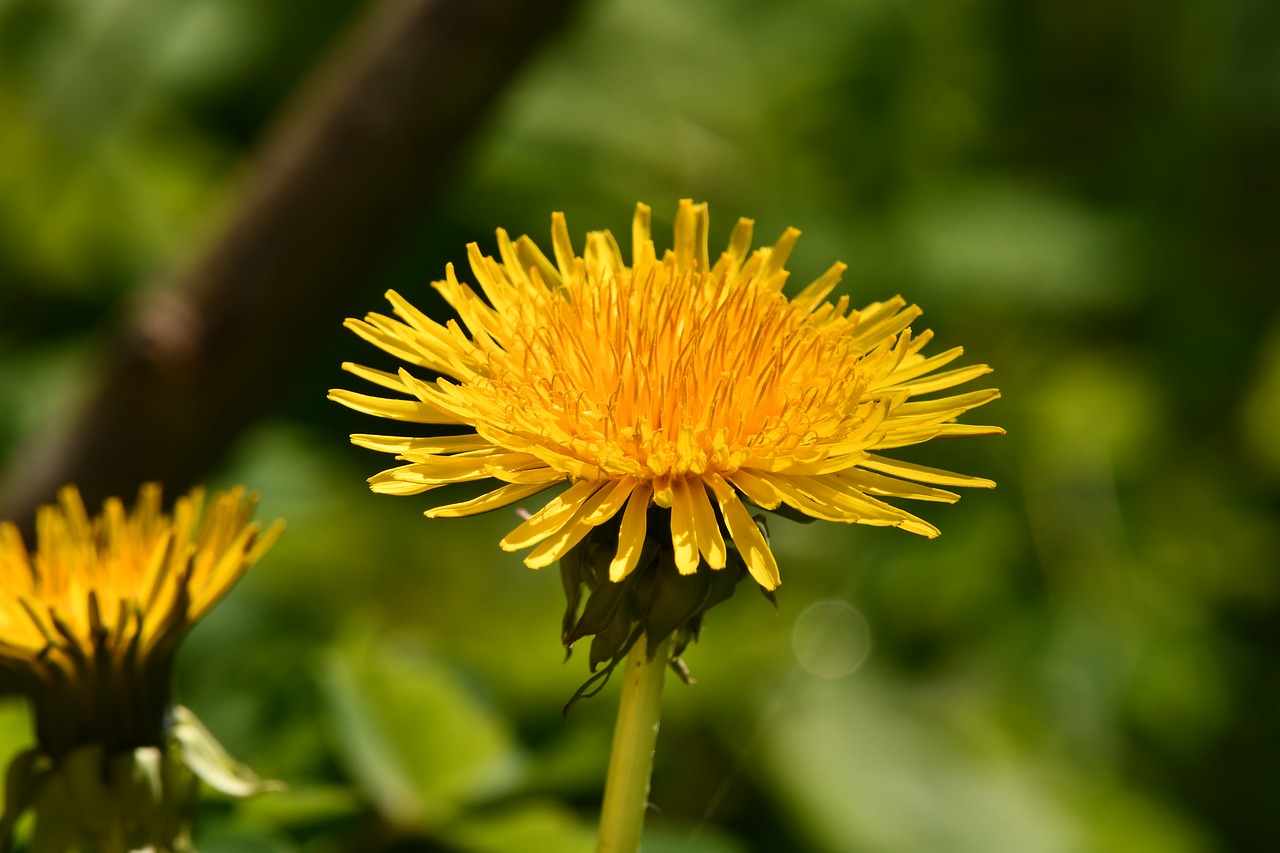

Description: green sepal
[559,542,587,647]
[570,569,635,652]
[559,500,769,709]
[640,550,747,659]
[587,595,639,672]
[562,624,643,717]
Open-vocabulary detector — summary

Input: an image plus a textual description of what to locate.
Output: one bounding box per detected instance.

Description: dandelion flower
[0,484,282,851]
[331,200,1001,591]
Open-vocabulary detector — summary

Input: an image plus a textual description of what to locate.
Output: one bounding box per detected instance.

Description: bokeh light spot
[790,599,871,679]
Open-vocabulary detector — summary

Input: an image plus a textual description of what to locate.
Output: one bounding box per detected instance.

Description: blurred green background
[1,0,1278,850]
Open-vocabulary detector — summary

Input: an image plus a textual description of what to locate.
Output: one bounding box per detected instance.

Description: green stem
[597,632,671,853]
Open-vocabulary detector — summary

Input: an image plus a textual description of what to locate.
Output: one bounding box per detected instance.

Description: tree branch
[0,0,582,529]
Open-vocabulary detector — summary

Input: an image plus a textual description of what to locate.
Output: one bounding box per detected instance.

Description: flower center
[477,263,871,485]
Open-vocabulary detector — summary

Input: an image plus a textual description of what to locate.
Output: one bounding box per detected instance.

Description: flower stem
[597,632,671,853]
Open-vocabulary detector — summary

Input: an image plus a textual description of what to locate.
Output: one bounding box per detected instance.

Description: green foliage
[319,629,519,831]
[2,0,1278,850]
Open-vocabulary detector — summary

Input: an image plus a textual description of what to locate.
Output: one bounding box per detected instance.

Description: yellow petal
[428,481,558,518]
[551,212,577,278]
[876,363,991,396]
[792,262,847,312]
[632,203,652,268]
[609,483,653,582]
[390,452,543,485]
[708,475,779,590]
[689,479,726,570]
[772,474,940,537]
[719,217,754,273]
[726,468,783,509]
[341,362,409,394]
[891,389,1000,420]
[524,478,634,569]
[515,234,560,289]
[669,479,700,575]
[328,389,454,424]
[858,454,997,489]
[834,469,959,503]
[350,434,493,455]
[499,480,603,551]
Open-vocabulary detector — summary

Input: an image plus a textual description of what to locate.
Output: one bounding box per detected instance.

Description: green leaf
[439,800,596,853]
[170,706,283,799]
[318,629,519,831]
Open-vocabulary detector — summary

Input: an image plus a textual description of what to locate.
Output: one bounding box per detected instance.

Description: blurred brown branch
[0,0,581,529]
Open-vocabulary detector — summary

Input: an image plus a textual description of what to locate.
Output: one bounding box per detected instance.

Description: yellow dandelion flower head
[331,201,1001,590]
[0,484,282,753]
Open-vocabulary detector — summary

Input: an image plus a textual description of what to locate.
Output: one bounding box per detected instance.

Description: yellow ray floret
[0,484,282,679]
[331,200,1002,589]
